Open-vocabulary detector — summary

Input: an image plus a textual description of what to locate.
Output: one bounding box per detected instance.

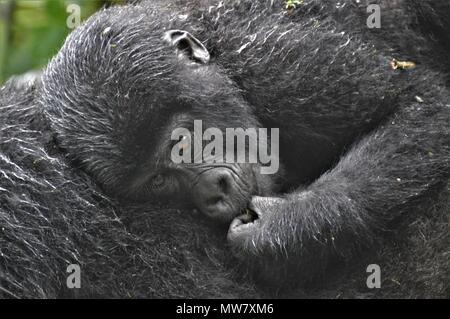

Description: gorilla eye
[178,135,188,143]
[151,174,165,188]
[172,135,191,150]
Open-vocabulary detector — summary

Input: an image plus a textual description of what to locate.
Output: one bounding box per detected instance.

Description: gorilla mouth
[229,205,261,233]
[238,206,260,224]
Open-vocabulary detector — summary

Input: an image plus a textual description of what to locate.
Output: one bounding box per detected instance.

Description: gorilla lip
[230,207,260,232]
[239,207,260,224]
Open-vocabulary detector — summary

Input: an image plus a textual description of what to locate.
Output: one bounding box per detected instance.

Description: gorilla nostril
[218,176,229,194]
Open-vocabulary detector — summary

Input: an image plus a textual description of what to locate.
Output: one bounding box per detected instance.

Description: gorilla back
[1,0,449,298]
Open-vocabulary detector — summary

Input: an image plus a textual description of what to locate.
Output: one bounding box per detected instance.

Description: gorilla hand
[227,196,287,259]
[226,191,362,286]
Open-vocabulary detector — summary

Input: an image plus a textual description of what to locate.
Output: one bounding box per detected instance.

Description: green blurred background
[0,0,125,84]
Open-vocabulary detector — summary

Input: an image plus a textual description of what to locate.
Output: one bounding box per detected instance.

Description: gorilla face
[123,109,276,223]
[41,5,276,223]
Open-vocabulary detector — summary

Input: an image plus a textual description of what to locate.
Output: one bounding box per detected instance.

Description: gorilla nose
[193,169,240,222]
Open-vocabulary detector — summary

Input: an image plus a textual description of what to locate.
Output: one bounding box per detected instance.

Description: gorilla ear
[164,30,210,64]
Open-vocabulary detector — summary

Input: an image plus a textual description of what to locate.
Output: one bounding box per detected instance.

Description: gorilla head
[41,5,276,223]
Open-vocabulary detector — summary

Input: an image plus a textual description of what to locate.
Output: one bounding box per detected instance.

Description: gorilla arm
[228,89,450,284]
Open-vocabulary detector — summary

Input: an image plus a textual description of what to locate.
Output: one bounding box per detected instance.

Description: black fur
[0,0,449,298]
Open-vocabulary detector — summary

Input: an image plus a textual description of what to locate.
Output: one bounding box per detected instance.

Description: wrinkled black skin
[1,0,449,298]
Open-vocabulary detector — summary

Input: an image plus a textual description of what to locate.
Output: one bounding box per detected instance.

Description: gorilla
[0,0,449,298]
